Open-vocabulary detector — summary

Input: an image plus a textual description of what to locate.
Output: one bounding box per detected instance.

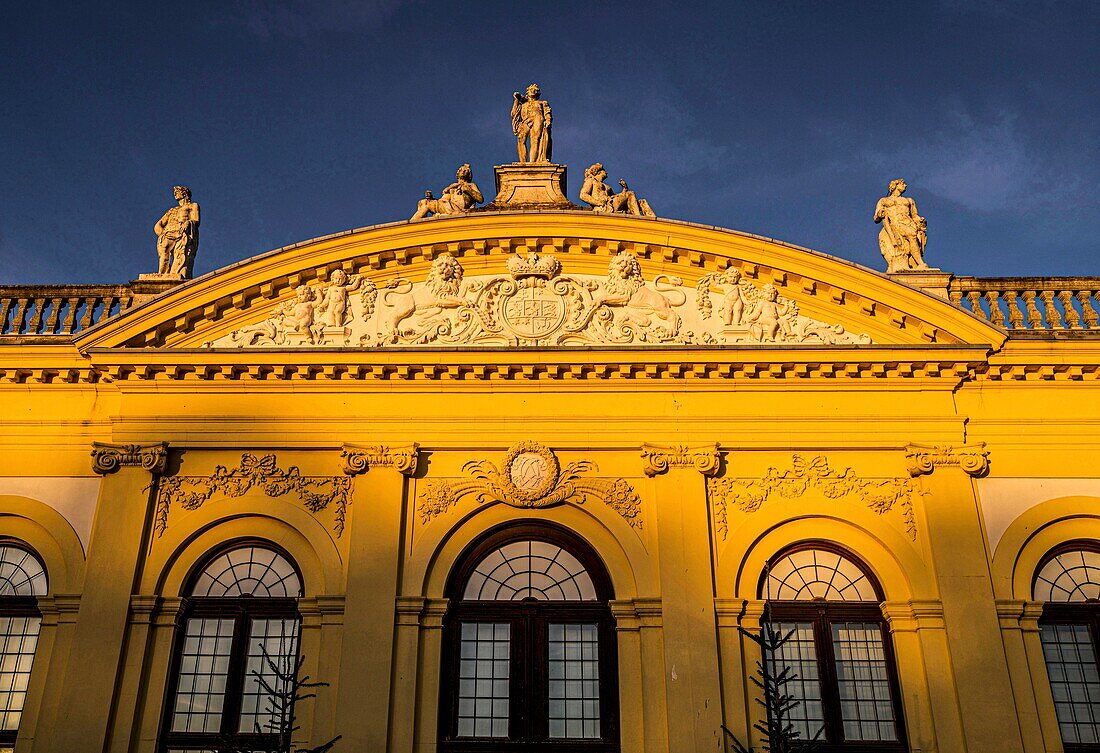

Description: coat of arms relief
[209,250,871,348]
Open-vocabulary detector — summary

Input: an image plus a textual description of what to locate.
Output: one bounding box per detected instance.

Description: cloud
[210,0,412,38]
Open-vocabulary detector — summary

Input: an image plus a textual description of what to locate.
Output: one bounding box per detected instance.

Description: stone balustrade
[948,277,1100,334]
[0,285,135,343]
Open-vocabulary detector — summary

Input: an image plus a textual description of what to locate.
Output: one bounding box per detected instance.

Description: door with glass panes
[439,524,619,752]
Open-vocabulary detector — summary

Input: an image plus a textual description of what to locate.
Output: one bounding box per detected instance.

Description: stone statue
[154,185,200,279]
[580,163,656,217]
[874,179,929,273]
[511,84,552,163]
[411,164,484,219]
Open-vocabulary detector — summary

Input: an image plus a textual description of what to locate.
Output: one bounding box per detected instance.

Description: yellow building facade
[2,210,1099,753]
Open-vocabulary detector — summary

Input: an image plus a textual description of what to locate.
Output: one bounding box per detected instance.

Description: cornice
[341,443,420,476]
[90,441,168,475]
[905,442,990,478]
[640,443,720,476]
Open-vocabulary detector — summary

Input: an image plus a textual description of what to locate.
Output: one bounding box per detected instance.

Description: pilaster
[997,600,1063,753]
[334,443,419,753]
[15,595,79,753]
[905,443,1026,753]
[45,442,167,753]
[413,598,449,753]
[640,443,723,753]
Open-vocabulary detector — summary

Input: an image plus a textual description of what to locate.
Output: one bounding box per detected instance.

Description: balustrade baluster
[79,297,97,329]
[1076,290,1099,329]
[1058,291,1082,329]
[1020,291,1044,329]
[0,299,13,335]
[965,291,987,320]
[62,297,80,334]
[1003,291,1024,329]
[949,289,964,307]
[984,291,1005,326]
[26,298,46,334]
[44,298,63,334]
[1039,290,1061,329]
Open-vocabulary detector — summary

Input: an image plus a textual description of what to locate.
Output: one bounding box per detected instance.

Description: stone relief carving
[905,442,989,478]
[154,185,200,279]
[411,164,484,219]
[416,441,642,528]
[874,179,930,273]
[512,84,552,163]
[640,443,720,477]
[341,443,419,476]
[210,251,872,348]
[580,163,655,217]
[154,453,352,537]
[91,441,169,475]
[707,454,921,541]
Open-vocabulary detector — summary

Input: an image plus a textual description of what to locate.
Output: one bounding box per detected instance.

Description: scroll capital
[341,443,420,477]
[904,442,989,478]
[90,441,169,476]
[640,443,720,477]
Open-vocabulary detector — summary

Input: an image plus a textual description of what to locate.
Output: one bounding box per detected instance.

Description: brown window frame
[763,543,908,753]
[438,523,620,753]
[158,543,302,753]
[1035,541,1100,753]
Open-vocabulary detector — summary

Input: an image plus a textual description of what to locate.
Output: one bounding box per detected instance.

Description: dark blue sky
[2,1,1097,284]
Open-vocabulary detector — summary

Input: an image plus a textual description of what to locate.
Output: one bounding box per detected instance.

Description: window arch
[1034,541,1100,750]
[440,523,619,752]
[0,542,47,750]
[760,543,906,752]
[160,543,302,753]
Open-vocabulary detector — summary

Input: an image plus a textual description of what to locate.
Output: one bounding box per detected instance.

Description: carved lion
[381,252,468,342]
[588,251,686,336]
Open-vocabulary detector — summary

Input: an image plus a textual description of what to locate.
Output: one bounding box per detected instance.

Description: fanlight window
[1034,548,1100,603]
[161,545,301,753]
[764,547,878,602]
[0,544,47,750]
[1035,545,1100,749]
[462,540,597,601]
[762,545,905,750]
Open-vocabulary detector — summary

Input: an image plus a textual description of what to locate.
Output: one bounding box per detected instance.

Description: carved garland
[416,441,643,528]
[154,453,352,538]
[707,454,921,541]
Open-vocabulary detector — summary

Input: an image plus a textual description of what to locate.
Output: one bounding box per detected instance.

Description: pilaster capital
[341,443,420,476]
[740,599,768,631]
[36,594,81,626]
[881,599,946,632]
[91,441,169,475]
[152,597,186,627]
[904,442,989,478]
[421,597,450,629]
[640,443,720,477]
[995,599,1046,631]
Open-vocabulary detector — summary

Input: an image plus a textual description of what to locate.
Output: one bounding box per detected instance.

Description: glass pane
[831,622,898,741]
[0,615,40,731]
[457,622,510,738]
[463,540,596,601]
[768,622,825,742]
[1041,623,1100,744]
[548,623,601,739]
[765,549,876,602]
[190,547,302,598]
[0,547,47,596]
[171,617,235,733]
[1034,550,1100,602]
[238,618,301,733]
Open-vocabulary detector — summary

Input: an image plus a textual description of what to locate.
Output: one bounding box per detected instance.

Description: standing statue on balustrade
[154,185,201,279]
[874,179,929,273]
[512,84,552,163]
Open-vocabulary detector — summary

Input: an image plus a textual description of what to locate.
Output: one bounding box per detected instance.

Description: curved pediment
[75,213,1004,351]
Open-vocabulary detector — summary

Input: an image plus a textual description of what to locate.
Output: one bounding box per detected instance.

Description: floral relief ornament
[154,453,353,537]
[707,454,922,541]
[416,441,643,528]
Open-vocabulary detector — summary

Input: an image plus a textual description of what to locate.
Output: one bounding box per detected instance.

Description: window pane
[1041,623,1100,744]
[831,622,898,741]
[463,541,596,601]
[0,547,47,597]
[0,615,40,732]
[171,618,234,733]
[238,618,301,734]
[457,622,510,738]
[548,623,600,739]
[1034,550,1100,603]
[190,547,302,598]
[768,622,825,742]
[766,549,876,602]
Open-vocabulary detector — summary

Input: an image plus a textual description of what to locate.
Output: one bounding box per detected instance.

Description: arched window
[0,542,47,751]
[160,544,303,753]
[440,524,619,752]
[761,544,907,751]
[1034,542,1100,749]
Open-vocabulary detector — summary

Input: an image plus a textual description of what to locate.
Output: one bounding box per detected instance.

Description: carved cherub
[717,268,747,326]
[744,284,795,342]
[285,285,324,342]
[315,269,364,328]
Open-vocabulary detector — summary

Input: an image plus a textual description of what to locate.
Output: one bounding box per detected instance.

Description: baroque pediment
[74,214,1005,351]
